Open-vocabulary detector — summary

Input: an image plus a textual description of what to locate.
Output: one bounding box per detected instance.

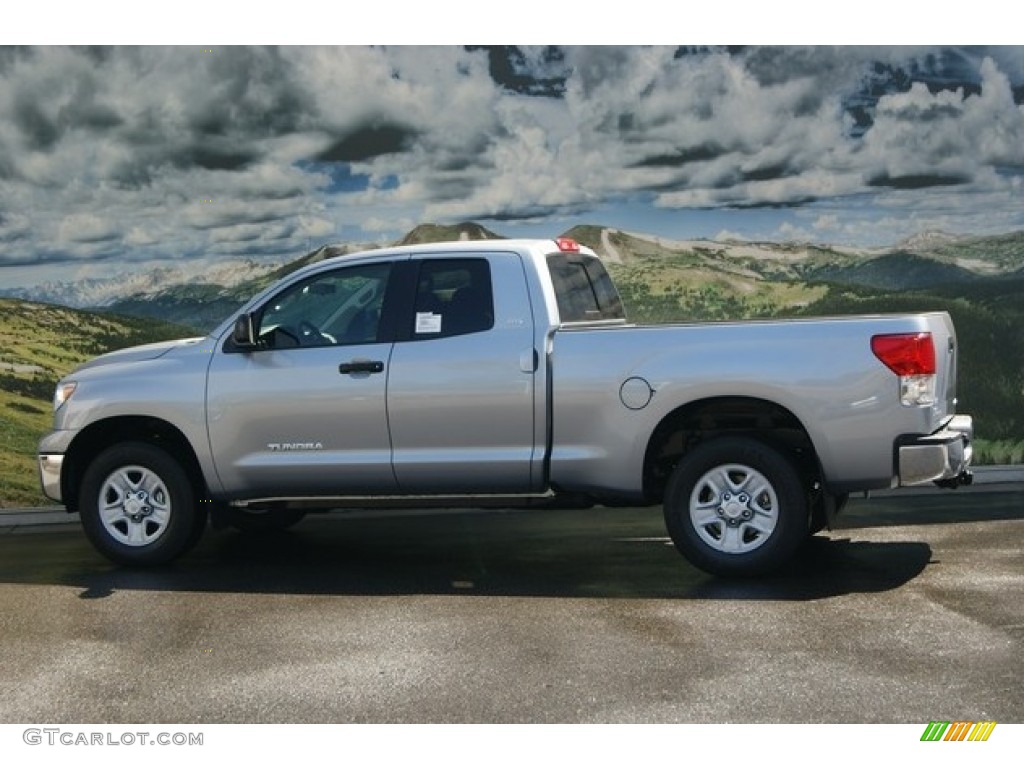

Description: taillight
[872,332,937,406]
[871,333,936,375]
[556,237,580,253]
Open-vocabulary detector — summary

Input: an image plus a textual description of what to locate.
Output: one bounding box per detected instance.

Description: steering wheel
[298,320,334,346]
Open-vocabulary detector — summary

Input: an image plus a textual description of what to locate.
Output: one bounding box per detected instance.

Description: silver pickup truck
[38,237,973,575]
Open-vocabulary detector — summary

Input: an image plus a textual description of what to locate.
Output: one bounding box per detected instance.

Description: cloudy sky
[1,43,1023,288]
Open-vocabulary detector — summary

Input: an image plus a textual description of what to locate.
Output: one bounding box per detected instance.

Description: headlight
[54,381,77,411]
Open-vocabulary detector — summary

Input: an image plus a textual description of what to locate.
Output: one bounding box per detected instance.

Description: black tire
[663,437,809,577]
[220,506,306,533]
[79,442,203,566]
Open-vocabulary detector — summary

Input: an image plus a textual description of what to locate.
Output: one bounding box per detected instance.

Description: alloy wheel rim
[688,463,779,554]
[97,465,172,547]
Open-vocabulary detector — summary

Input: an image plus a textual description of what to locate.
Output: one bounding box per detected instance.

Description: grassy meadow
[0,299,194,506]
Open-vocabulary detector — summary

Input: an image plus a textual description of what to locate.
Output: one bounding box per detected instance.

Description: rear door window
[409,259,494,339]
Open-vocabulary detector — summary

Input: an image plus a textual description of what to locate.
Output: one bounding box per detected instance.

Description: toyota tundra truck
[37,237,973,576]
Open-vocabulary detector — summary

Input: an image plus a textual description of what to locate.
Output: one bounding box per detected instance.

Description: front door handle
[339,360,384,375]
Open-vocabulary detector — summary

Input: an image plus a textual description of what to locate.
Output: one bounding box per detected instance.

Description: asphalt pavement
[0,469,1021,723]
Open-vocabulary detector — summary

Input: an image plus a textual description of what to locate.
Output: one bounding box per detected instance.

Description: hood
[72,337,206,374]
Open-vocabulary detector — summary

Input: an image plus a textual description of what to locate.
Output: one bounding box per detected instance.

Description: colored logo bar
[921,721,997,741]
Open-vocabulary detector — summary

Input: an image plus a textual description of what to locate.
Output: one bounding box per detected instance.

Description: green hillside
[806,252,981,290]
[3,226,1022,508]
[928,231,1024,271]
[611,252,1024,465]
[0,299,195,507]
[574,228,1022,465]
[793,281,1024,462]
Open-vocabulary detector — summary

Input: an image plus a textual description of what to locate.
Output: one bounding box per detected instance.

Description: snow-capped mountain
[3,258,281,309]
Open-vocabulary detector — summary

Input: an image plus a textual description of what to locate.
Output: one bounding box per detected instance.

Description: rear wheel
[79,442,204,566]
[664,437,809,577]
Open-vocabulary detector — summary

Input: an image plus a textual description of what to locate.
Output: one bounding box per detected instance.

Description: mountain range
[3,224,1023,332]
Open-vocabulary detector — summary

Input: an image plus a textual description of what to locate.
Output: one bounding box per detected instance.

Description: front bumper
[898,415,973,487]
[38,454,64,503]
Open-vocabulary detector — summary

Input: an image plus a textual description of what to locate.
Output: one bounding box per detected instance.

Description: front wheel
[663,437,809,577]
[79,442,204,566]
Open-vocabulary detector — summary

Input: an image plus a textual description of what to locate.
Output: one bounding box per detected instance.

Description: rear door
[386,252,540,493]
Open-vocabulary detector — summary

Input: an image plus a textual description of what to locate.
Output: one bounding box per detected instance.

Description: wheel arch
[642,396,823,503]
[62,416,207,511]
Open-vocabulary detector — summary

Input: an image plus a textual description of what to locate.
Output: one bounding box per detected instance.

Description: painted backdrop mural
[1,46,1023,503]
[1,46,1022,286]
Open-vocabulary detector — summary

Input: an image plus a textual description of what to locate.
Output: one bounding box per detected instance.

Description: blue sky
[1,40,1023,289]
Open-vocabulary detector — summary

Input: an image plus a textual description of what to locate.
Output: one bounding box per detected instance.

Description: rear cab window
[546,251,626,324]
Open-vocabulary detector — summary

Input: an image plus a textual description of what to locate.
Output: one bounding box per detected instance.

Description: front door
[206,261,399,498]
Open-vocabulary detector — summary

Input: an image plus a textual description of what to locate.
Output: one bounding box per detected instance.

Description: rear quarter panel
[548,313,957,498]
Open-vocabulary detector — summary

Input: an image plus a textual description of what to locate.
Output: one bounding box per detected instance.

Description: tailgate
[928,312,959,418]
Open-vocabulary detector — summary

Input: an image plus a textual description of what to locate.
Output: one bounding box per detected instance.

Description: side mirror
[232,313,258,349]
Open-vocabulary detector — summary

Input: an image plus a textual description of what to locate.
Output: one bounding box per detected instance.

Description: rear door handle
[339,360,384,375]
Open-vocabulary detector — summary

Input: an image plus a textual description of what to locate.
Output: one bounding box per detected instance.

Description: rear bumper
[898,415,973,487]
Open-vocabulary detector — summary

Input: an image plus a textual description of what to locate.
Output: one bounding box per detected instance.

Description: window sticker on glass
[415,312,443,334]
